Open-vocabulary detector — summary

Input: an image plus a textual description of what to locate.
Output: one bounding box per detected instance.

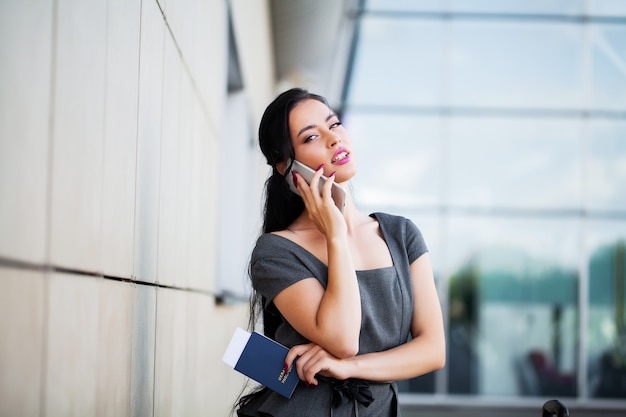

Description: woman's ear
[276,161,288,176]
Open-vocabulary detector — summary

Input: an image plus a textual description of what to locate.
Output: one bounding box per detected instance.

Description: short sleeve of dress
[405,217,428,264]
[250,233,322,306]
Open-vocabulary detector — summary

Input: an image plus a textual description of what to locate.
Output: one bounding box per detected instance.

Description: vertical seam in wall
[151,3,168,413]
[40,0,59,415]
[133,0,147,414]
[101,0,110,277]
[132,0,143,284]
[96,1,111,416]
[155,0,166,288]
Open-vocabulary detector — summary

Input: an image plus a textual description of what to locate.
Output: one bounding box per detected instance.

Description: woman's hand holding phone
[285,159,346,213]
[287,160,348,236]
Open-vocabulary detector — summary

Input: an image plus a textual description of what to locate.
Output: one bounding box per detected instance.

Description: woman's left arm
[288,252,446,384]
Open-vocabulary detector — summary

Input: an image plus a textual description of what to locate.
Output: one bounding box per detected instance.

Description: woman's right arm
[271,170,361,359]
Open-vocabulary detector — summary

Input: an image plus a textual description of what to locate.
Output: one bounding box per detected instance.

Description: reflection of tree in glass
[449,246,578,397]
[590,239,626,399]
[448,264,479,394]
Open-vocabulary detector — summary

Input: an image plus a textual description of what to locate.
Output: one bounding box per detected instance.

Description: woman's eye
[304,135,317,143]
[330,121,342,129]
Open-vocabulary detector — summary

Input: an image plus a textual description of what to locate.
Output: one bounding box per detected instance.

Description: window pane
[588,1,626,16]
[587,120,626,211]
[448,117,584,209]
[587,220,626,399]
[365,0,586,14]
[591,25,626,111]
[346,17,444,107]
[447,215,580,396]
[449,21,584,109]
[365,0,446,12]
[345,113,443,209]
[449,0,585,15]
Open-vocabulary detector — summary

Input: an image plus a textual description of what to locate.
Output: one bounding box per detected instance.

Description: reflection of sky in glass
[588,0,626,16]
[347,17,444,106]
[447,215,581,273]
[449,21,584,109]
[344,113,442,207]
[448,117,584,209]
[587,121,626,210]
[346,11,626,211]
[592,25,626,110]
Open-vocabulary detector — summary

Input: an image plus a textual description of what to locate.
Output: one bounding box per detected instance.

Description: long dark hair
[235,88,330,414]
[258,88,329,233]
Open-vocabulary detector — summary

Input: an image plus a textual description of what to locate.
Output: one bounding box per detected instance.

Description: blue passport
[223,327,299,398]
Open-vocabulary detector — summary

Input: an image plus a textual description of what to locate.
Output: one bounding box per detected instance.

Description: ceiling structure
[268,0,359,110]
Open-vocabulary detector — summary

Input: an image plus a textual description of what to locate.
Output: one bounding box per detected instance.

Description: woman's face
[288,99,356,184]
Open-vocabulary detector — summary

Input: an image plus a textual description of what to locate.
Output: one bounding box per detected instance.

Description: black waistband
[317,376,392,417]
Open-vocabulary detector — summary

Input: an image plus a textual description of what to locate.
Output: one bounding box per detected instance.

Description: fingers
[293,164,323,198]
[284,344,317,386]
[296,164,337,213]
[284,343,334,386]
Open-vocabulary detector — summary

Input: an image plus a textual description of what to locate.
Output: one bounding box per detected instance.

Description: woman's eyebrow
[296,124,316,138]
[296,113,337,137]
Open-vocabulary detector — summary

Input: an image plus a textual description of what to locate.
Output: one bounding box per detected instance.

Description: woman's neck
[288,196,368,235]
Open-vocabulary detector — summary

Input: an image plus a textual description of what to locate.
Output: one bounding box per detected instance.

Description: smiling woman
[235,88,446,417]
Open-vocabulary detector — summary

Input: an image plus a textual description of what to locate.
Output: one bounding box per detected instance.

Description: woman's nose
[327,133,341,147]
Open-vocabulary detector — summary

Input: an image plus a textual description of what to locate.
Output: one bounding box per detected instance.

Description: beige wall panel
[164,0,227,132]
[134,0,165,283]
[153,291,248,417]
[171,74,195,288]
[0,268,45,417]
[153,288,180,416]
[181,292,212,415]
[101,0,142,279]
[213,304,250,417]
[156,34,183,287]
[187,96,218,292]
[50,0,107,272]
[95,279,133,417]
[169,290,192,415]
[0,2,52,263]
[44,273,99,417]
[130,284,157,417]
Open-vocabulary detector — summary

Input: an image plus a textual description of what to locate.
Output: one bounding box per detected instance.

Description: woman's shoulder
[252,232,291,255]
[251,231,313,262]
[369,212,415,229]
[370,212,425,249]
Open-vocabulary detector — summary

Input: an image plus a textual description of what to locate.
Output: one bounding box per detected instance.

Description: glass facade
[343,0,626,408]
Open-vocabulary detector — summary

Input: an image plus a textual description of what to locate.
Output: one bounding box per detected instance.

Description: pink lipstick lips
[331,148,350,165]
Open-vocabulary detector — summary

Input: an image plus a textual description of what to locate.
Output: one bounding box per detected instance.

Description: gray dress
[238,213,428,417]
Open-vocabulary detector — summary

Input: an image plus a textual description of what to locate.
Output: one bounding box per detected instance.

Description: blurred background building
[1,0,624,416]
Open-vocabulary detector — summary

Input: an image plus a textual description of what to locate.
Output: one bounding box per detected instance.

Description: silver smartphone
[285,159,346,213]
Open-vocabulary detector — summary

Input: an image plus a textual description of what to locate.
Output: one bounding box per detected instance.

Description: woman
[237,88,445,417]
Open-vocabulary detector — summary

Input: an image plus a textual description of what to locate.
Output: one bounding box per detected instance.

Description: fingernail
[305,382,311,387]
[316,164,324,171]
[283,363,289,373]
[291,171,298,188]
[329,171,336,177]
